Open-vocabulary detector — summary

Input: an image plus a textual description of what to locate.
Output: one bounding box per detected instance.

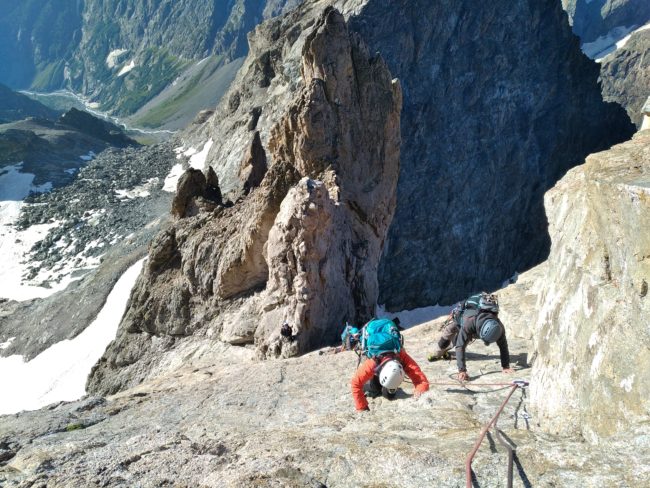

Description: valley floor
[1,318,647,487]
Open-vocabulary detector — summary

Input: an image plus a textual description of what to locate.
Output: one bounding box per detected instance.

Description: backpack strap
[374,353,398,375]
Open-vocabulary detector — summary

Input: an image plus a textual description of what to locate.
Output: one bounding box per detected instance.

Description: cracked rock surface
[2,322,648,487]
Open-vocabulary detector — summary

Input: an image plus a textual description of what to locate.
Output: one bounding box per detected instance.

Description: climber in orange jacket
[351,349,429,411]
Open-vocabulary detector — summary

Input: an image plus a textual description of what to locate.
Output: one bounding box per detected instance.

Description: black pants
[363,375,396,399]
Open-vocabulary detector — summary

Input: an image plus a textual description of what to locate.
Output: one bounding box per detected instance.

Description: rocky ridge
[562,0,650,43]
[599,28,650,127]
[0,83,59,124]
[186,0,634,311]
[87,7,401,395]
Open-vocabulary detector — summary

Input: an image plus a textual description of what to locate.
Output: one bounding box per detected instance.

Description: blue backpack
[361,318,402,358]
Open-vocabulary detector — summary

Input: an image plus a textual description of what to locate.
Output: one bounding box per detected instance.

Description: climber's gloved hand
[458,371,470,382]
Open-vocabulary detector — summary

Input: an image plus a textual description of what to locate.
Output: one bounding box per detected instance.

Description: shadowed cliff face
[87,7,401,395]
[346,0,635,309]
[186,0,635,311]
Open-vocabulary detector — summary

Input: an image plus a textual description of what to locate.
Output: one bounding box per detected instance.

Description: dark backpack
[463,292,499,313]
[451,292,499,328]
[361,318,403,358]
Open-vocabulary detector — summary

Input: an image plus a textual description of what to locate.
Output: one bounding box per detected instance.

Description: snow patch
[0,164,109,300]
[189,139,213,170]
[117,59,136,77]
[642,115,650,132]
[64,168,78,175]
[590,348,605,377]
[0,337,15,350]
[376,303,451,329]
[106,49,128,69]
[0,164,65,301]
[163,163,185,192]
[0,219,69,301]
[620,375,635,393]
[80,151,96,161]
[0,259,145,415]
[115,177,160,200]
[582,23,650,61]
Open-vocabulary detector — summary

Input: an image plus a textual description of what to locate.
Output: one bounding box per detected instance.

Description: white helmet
[378,360,404,393]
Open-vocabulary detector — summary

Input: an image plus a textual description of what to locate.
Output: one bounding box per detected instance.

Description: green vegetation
[31,61,66,91]
[113,48,190,116]
[65,423,85,432]
[135,72,203,128]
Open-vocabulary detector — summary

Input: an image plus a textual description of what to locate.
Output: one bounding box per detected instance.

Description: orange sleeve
[399,349,430,394]
[351,358,377,410]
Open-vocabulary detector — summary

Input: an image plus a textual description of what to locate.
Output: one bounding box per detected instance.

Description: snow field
[582,22,650,61]
[375,303,451,329]
[118,59,136,77]
[0,258,146,415]
[164,139,214,192]
[0,164,62,301]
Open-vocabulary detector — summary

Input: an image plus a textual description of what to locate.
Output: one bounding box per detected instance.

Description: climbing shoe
[427,351,450,362]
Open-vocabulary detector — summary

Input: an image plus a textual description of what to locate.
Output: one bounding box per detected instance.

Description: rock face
[171,168,223,218]
[349,0,635,309]
[599,29,650,127]
[87,7,401,394]
[523,130,650,441]
[3,324,650,487]
[562,0,650,43]
[190,0,634,310]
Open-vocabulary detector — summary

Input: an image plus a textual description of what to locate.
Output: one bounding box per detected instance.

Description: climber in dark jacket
[454,310,513,381]
[428,293,514,381]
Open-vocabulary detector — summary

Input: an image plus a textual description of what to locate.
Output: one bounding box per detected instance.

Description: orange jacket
[350,349,429,410]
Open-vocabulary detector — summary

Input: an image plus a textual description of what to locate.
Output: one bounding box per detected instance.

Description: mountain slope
[2,324,648,486]
[563,0,650,43]
[0,0,298,121]
[599,28,650,126]
[186,0,635,309]
[0,83,59,123]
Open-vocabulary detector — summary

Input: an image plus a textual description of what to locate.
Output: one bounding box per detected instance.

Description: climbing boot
[427,345,451,362]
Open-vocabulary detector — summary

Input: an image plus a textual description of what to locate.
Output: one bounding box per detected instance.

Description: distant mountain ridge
[0,0,300,119]
[0,83,59,123]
